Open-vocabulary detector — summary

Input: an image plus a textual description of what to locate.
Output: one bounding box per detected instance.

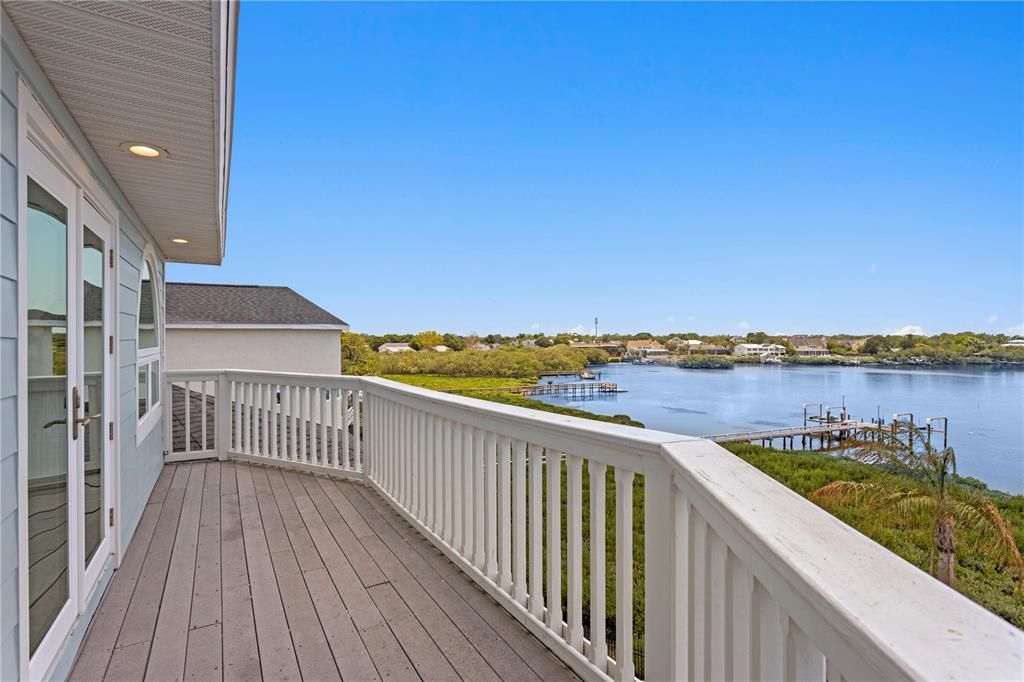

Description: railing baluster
[692,510,708,681]
[286,385,295,461]
[184,380,192,454]
[425,413,435,531]
[270,382,278,456]
[232,381,240,452]
[498,435,512,593]
[567,454,584,651]
[200,380,208,452]
[261,383,269,455]
[331,388,339,468]
[341,389,351,469]
[298,386,307,463]
[318,387,326,465]
[452,422,463,550]
[546,450,562,633]
[418,410,427,522]
[462,424,474,558]
[529,443,544,620]
[246,382,255,454]
[354,391,362,471]
[257,382,264,454]
[473,427,485,571]
[589,461,608,669]
[443,420,454,545]
[756,583,786,681]
[399,404,408,506]
[485,431,498,581]
[513,439,527,606]
[434,416,444,536]
[615,467,635,682]
[731,557,754,681]
[710,529,729,680]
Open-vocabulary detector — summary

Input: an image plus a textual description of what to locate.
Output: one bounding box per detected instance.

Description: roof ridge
[167,282,287,289]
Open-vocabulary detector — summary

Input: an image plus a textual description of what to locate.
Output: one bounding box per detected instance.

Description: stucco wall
[167,328,341,375]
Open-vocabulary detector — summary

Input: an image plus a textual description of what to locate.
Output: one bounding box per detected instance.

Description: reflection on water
[533,363,1024,494]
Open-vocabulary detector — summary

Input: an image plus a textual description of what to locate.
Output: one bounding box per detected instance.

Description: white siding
[1,32,21,682]
[167,327,341,375]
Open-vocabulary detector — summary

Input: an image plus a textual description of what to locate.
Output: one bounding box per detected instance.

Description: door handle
[72,386,81,440]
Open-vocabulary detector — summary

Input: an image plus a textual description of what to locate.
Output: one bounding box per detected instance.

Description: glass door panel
[26,177,70,656]
[81,226,105,566]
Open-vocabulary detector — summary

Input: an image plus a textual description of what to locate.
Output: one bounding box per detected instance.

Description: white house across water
[1,3,1022,682]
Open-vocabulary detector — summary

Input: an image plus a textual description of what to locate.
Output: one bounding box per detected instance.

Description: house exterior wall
[117,224,166,551]
[1,14,168,679]
[167,328,341,374]
[1,32,21,682]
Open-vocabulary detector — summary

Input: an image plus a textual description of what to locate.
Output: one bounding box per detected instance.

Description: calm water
[533,363,1024,494]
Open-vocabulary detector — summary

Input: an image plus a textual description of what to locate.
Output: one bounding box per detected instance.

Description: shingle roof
[167,283,348,328]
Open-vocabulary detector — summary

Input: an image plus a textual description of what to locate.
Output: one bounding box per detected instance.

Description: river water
[532,363,1024,494]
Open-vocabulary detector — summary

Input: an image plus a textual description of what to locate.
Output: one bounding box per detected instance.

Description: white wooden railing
[164,370,1024,682]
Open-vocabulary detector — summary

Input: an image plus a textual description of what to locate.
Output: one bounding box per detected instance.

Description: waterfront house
[788,335,829,357]
[734,342,788,357]
[692,343,730,355]
[166,283,348,375]
[472,342,494,351]
[570,341,625,355]
[624,339,670,358]
[1001,339,1024,347]
[1,3,1020,682]
[378,342,416,353]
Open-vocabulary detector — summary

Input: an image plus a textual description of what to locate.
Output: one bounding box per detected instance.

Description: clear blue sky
[168,2,1023,337]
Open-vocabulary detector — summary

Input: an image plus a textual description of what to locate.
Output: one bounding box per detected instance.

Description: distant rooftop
[166,283,348,328]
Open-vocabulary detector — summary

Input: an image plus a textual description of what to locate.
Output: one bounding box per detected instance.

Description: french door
[24,141,114,678]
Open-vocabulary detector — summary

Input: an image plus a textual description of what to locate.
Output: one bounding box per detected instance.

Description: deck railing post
[216,372,231,460]
[644,455,682,681]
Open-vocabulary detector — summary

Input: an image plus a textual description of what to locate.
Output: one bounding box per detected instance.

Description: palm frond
[810,481,934,524]
[950,497,1024,586]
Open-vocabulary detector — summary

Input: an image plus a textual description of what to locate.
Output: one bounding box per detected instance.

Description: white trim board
[167,323,349,331]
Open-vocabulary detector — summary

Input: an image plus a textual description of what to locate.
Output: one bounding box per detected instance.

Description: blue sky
[168,2,1023,337]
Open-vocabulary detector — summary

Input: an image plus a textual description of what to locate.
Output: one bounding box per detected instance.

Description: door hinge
[109,248,114,268]
[109,508,114,527]
[109,335,114,354]
[109,421,114,441]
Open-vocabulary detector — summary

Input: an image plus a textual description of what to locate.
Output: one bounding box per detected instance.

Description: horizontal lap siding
[118,221,166,551]
[1,37,19,682]
[2,13,171,679]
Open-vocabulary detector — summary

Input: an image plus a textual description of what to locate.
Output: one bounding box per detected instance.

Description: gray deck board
[71,461,576,681]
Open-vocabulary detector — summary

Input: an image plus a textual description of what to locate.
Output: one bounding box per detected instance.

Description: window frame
[136,247,162,443]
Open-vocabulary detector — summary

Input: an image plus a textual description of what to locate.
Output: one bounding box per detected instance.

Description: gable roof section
[166,283,348,329]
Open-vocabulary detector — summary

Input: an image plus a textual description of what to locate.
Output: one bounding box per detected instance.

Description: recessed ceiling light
[120,141,168,158]
[171,238,189,244]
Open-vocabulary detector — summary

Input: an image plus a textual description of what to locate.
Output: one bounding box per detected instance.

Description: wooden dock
[707,420,884,450]
[537,370,603,380]
[446,382,620,399]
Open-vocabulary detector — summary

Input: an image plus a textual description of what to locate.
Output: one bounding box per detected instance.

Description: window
[137,256,161,436]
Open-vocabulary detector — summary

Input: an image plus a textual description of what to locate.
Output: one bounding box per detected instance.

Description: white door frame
[77,198,115,610]
[17,79,121,681]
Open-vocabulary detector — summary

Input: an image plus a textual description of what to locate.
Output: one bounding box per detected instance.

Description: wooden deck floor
[70,462,577,681]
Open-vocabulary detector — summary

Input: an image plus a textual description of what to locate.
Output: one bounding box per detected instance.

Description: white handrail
[163,370,1024,681]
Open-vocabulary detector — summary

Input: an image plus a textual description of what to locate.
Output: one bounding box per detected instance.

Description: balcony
[75,370,1023,681]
